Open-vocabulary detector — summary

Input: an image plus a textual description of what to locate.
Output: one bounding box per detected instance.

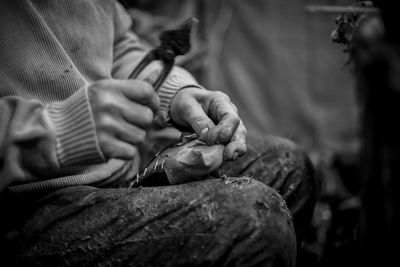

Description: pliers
[128,17,197,91]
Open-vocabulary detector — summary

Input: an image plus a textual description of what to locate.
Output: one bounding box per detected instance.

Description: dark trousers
[0,135,317,267]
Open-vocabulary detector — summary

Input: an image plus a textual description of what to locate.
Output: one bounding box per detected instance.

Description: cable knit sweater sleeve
[0,87,105,192]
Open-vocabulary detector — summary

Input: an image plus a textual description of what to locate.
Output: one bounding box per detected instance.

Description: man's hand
[170,88,247,161]
[88,79,159,160]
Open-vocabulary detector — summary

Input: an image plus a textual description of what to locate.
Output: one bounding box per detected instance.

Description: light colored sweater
[0,0,199,193]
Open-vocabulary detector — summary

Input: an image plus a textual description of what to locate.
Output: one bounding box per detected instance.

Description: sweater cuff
[154,67,204,126]
[47,86,106,167]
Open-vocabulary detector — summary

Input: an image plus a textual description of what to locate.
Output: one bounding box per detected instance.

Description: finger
[97,92,154,129]
[183,99,216,140]
[224,140,247,161]
[223,121,247,161]
[98,133,139,160]
[206,97,240,144]
[117,80,160,112]
[118,97,154,129]
[142,68,161,85]
[100,115,147,145]
[113,119,147,145]
[206,112,240,144]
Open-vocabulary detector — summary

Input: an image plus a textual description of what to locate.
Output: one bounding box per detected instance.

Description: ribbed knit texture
[0,0,200,193]
[155,67,203,125]
[47,86,106,166]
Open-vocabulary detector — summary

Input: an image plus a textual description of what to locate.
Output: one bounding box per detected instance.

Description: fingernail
[232,152,239,160]
[200,127,208,141]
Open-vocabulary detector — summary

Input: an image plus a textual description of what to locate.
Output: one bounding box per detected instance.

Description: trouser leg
[139,131,318,238]
[220,135,318,245]
[1,179,296,267]
[0,134,316,266]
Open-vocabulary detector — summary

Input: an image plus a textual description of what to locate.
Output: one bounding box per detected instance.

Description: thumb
[183,100,216,140]
[141,68,160,86]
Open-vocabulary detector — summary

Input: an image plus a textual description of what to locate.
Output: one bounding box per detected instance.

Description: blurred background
[118,0,364,266]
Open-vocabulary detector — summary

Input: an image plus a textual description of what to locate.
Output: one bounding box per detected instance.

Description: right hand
[87,79,160,160]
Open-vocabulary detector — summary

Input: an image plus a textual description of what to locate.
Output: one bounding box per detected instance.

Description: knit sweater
[0,0,199,193]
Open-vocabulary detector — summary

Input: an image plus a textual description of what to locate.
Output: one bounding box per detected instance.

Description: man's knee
[244,136,315,186]
[222,135,313,177]
[198,178,297,266]
[222,135,317,202]
[221,135,318,245]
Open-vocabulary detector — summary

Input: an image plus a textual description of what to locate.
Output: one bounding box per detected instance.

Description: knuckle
[143,69,161,84]
[230,115,241,125]
[135,129,146,143]
[140,82,155,99]
[123,146,137,158]
[214,91,230,100]
[142,108,154,124]
[192,116,204,125]
[88,86,116,107]
[240,125,248,137]
[232,103,239,113]
[192,116,211,128]
[101,100,119,114]
[97,114,115,131]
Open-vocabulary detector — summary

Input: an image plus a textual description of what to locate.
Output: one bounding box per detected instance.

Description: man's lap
[2,179,296,266]
[220,135,318,242]
[0,135,317,266]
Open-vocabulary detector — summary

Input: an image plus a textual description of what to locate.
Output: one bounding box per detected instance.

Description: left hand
[170,87,247,161]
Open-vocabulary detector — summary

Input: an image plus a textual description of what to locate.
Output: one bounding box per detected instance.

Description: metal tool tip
[159,17,198,56]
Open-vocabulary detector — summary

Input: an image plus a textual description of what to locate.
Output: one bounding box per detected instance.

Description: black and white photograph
[0,0,397,266]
